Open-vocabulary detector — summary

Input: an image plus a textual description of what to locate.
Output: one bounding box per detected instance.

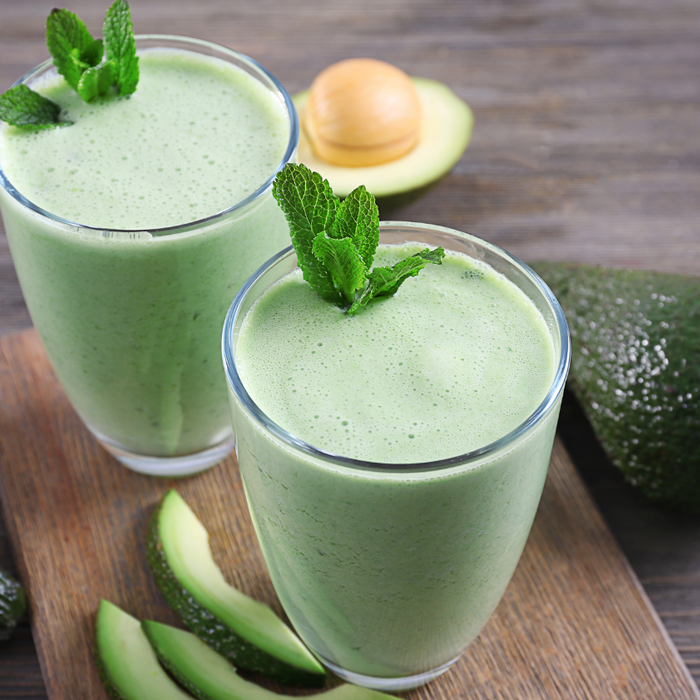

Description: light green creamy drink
[226,227,568,689]
[237,245,556,462]
[0,42,295,472]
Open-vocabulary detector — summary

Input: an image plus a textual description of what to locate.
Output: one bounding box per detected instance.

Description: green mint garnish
[348,248,445,314]
[0,0,139,128]
[77,60,116,102]
[46,0,138,101]
[0,85,70,129]
[272,164,343,305]
[103,0,139,96]
[273,163,445,315]
[46,8,104,92]
[331,186,379,271]
[312,234,367,306]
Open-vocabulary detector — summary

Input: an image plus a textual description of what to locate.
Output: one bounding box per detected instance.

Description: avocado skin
[146,499,326,688]
[93,649,128,700]
[535,262,700,513]
[0,568,26,641]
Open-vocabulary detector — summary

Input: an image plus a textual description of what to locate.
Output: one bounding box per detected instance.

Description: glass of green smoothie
[0,36,298,476]
[223,222,571,691]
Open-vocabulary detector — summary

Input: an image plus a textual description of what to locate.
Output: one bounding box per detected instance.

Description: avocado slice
[294,78,473,198]
[142,620,396,700]
[95,600,194,700]
[535,262,700,512]
[146,490,326,687]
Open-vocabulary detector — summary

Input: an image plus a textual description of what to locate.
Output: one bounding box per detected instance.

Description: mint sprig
[47,0,138,101]
[0,85,70,129]
[272,163,445,315]
[0,1,139,129]
[46,8,104,92]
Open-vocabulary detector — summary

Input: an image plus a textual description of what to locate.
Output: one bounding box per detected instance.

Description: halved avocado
[142,620,396,700]
[146,490,326,687]
[294,78,473,198]
[94,600,194,700]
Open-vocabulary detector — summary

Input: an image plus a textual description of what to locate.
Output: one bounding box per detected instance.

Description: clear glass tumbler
[223,223,571,691]
[0,36,298,477]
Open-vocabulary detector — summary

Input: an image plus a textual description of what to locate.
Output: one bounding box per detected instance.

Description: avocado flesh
[147,491,325,687]
[535,262,700,512]
[142,621,396,700]
[94,600,194,700]
[294,78,473,198]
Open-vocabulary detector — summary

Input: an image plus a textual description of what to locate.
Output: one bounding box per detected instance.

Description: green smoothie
[227,235,565,684]
[0,44,294,464]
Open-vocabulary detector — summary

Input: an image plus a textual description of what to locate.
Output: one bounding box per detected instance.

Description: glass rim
[222,221,571,474]
[0,34,300,236]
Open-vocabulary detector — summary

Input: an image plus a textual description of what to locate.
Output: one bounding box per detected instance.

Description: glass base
[97,435,235,477]
[319,653,461,692]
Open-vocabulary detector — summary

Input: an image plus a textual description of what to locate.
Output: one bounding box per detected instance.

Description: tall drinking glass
[0,36,298,476]
[223,223,570,691]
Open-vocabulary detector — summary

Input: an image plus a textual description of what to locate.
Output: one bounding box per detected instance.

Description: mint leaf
[46,8,103,91]
[44,2,139,107]
[348,247,445,315]
[104,0,139,96]
[330,185,379,271]
[272,164,444,315]
[81,38,105,68]
[312,234,366,305]
[414,247,446,265]
[0,85,69,128]
[272,163,340,304]
[77,61,116,102]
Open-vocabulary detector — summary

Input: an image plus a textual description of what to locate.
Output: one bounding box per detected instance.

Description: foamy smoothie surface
[237,243,557,463]
[0,48,288,229]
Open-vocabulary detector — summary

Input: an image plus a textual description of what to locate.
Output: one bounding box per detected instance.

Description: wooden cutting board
[0,329,697,700]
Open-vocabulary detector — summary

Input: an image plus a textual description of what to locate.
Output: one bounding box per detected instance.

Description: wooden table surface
[0,0,698,697]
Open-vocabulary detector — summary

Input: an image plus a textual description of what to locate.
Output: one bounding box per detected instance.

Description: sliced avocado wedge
[94,600,194,700]
[142,620,395,700]
[535,262,700,512]
[294,78,473,198]
[146,490,326,687]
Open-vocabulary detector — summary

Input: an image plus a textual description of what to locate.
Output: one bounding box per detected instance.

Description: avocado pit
[303,58,421,167]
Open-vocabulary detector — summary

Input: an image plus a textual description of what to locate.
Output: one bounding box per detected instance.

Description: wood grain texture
[0,329,697,700]
[557,393,700,690]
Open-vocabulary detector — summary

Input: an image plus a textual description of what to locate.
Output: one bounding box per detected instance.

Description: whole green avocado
[535,262,700,513]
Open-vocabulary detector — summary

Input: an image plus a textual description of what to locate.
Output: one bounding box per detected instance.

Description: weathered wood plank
[557,392,700,689]
[0,329,698,699]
